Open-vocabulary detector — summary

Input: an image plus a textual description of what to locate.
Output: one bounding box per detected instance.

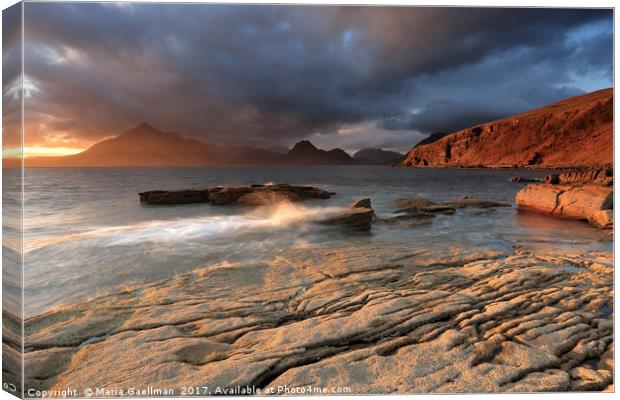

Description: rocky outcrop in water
[139,184,332,205]
[319,198,374,231]
[516,168,613,229]
[13,244,613,394]
[401,89,612,168]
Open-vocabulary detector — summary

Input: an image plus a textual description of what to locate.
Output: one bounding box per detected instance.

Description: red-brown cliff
[401,88,612,168]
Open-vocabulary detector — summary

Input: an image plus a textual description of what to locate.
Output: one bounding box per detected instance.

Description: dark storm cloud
[382,99,511,134]
[2,3,21,87]
[2,3,23,148]
[14,3,613,149]
[379,19,613,135]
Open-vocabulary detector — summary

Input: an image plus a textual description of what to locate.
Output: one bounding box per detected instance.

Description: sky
[3,3,614,155]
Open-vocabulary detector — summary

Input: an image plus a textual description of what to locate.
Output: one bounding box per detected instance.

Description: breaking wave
[25,201,344,252]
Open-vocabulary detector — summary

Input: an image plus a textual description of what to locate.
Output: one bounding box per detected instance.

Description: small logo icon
[3,382,17,392]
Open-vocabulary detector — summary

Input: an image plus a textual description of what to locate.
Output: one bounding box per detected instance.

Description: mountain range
[21,123,404,167]
[14,88,613,168]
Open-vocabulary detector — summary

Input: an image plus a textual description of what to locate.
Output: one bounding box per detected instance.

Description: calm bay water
[7,166,611,316]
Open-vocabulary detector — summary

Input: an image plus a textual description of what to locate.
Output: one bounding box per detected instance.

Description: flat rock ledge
[139,184,332,205]
[516,185,613,229]
[7,245,612,395]
[516,167,614,229]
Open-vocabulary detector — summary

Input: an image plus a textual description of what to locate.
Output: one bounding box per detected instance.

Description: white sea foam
[25,201,344,251]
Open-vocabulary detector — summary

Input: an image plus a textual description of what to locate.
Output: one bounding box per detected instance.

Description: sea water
[3,166,610,316]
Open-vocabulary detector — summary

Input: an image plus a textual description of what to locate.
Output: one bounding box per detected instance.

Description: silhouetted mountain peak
[117,122,182,142]
[128,121,160,132]
[290,140,318,153]
[137,121,154,129]
[283,140,356,165]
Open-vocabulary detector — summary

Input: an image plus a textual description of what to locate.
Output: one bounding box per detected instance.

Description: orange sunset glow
[3,146,85,158]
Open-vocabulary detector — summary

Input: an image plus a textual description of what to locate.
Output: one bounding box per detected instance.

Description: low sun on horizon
[3,146,85,158]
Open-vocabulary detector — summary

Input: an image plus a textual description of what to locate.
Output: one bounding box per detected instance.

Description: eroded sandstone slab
[516,184,613,228]
[11,244,612,396]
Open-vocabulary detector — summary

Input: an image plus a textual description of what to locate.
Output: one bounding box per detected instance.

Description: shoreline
[393,164,613,172]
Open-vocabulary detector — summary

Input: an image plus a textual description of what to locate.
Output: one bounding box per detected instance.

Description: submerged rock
[420,204,457,214]
[390,197,436,209]
[139,184,332,206]
[516,184,613,228]
[443,195,511,209]
[389,208,437,221]
[386,195,509,226]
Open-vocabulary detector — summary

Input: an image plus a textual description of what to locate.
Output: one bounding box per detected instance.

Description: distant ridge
[401,88,613,168]
[23,123,280,167]
[18,124,398,167]
[15,122,484,168]
[282,140,358,165]
[353,148,405,165]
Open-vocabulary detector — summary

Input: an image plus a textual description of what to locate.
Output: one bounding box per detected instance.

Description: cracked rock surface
[14,243,613,395]
[516,184,613,228]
